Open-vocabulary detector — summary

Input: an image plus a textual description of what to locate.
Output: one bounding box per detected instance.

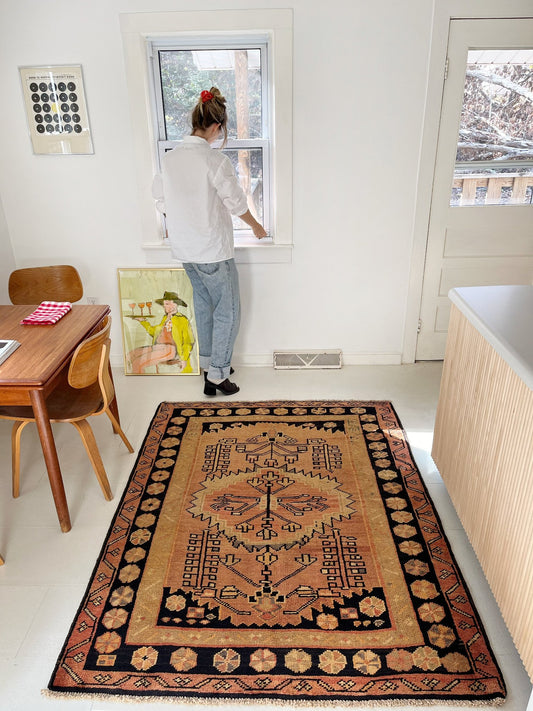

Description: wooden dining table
[0,304,113,535]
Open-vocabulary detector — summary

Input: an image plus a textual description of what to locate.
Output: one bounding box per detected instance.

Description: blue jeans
[183,259,241,381]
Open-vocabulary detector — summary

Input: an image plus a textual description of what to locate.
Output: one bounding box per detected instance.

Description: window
[451,49,533,206]
[119,9,293,264]
[150,39,270,235]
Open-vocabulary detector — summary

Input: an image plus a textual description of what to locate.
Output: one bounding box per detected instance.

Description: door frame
[402,0,533,363]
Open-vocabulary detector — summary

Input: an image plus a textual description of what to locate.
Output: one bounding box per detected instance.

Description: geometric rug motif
[47,401,506,704]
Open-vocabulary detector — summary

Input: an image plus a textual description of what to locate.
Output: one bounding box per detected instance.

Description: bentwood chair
[8,264,84,304]
[0,317,134,501]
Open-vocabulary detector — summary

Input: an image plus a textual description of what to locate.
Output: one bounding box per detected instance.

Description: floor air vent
[273,349,342,369]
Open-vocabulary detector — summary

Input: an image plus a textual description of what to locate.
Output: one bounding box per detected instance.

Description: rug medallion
[48,401,505,704]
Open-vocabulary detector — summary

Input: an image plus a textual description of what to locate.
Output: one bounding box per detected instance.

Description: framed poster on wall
[117,268,200,376]
[19,64,94,155]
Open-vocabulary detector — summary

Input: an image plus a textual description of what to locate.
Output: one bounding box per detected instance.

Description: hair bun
[192,86,228,144]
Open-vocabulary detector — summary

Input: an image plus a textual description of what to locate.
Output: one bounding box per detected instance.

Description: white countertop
[449,286,533,390]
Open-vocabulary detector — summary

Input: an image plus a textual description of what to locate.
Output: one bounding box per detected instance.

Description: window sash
[150,38,271,235]
[149,39,269,145]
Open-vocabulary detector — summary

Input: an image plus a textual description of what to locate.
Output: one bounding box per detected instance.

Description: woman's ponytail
[191,87,228,146]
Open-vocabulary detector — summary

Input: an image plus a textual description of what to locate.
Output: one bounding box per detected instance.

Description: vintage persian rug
[48,401,506,705]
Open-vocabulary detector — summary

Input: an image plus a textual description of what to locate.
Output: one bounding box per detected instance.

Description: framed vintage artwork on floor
[117,268,199,376]
[19,65,94,155]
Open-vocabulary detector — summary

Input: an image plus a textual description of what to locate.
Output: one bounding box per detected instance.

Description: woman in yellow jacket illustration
[128,291,195,374]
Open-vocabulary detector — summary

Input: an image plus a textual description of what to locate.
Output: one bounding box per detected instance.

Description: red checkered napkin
[20,301,72,325]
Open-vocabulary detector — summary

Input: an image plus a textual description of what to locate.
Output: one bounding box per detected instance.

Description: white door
[416,18,533,360]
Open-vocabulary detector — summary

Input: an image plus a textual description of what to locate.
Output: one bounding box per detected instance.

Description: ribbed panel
[433,305,533,682]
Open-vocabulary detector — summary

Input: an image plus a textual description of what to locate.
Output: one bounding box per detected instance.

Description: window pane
[159,49,263,141]
[451,49,533,206]
[223,148,264,229]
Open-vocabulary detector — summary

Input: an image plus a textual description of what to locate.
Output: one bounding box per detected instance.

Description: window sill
[142,239,292,265]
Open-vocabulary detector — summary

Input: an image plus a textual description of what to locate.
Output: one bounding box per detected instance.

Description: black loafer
[204,378,240,396]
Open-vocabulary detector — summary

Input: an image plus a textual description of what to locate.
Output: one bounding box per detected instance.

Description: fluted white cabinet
[432,286,533,695]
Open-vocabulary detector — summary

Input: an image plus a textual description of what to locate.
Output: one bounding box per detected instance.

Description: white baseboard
[110,352,403,370]
[233,353,403,367]
[111,354,126,369]
[342,353,403,366]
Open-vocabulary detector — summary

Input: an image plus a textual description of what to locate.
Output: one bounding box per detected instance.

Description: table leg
[30,390,72,532]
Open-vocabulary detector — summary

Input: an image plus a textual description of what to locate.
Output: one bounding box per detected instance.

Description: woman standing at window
[153,87,266,395]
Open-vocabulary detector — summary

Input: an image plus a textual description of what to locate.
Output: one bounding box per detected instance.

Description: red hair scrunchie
[200,90,214,103]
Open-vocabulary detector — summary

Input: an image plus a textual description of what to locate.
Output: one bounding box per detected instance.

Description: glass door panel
[451,49,533,206]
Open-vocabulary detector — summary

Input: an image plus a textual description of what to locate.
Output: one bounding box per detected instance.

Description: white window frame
[119,9,293,264]
[150,37,271,238]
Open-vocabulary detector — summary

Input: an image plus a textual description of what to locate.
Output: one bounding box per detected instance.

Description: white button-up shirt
[152,136,248,263]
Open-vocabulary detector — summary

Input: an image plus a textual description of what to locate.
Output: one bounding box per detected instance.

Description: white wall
[0,195,16,304]
[0,0,434,365]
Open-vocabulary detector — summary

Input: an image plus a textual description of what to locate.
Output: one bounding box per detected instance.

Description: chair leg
[11,420,29,498]
[105,410,134,453]
[71,420,113,501]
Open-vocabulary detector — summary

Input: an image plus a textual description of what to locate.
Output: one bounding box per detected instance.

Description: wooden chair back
[8,265,84,304]
[68,317,111,393]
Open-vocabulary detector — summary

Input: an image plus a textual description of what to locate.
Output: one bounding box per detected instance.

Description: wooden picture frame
[117,268,199,376]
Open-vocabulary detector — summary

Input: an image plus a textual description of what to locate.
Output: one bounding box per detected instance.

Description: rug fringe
[42,688,506,707]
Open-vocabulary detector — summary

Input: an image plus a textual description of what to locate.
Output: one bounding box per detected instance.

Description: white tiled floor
[0,363,531,710]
